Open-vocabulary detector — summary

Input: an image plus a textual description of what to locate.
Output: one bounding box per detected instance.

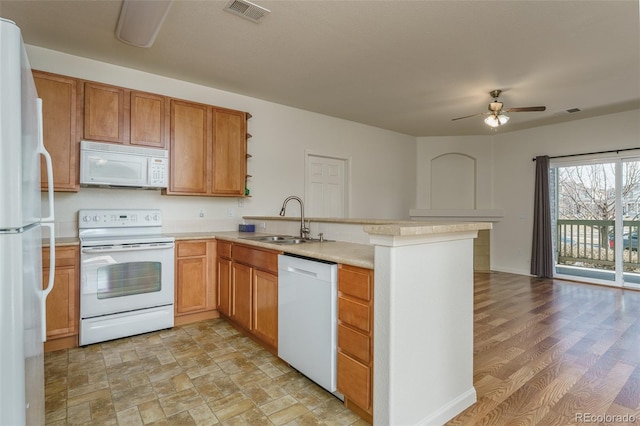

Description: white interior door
[305,154,348,218]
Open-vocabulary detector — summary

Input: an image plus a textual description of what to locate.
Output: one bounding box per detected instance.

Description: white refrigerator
[0,18,56,426]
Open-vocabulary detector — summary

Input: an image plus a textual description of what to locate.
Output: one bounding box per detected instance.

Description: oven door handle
[81,243,175,254]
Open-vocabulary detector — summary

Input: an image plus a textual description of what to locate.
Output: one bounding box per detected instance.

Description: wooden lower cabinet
[251,269,278,348]
[217,242,232,317]
[42,246,79,352]
[231,262,252,330]
[337,264,374,422]
[217,241,279,352]
[174,240,218,325]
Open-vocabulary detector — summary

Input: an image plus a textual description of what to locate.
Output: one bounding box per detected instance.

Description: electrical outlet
[227,208,235,217]
[238,198,244,208]
[261,221,266,230]
[198,208,205,218]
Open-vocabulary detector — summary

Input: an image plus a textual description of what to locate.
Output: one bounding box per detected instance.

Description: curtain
[531,155,553,278]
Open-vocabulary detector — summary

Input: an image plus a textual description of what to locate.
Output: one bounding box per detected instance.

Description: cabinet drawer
[177,241,207,257]
[218,241,232,259]
[338,296,371,333]
[338,323,370,364]
[233,244,279,274]
[337,351,371,410]
[43,246,77,268]
[338,265,372,301]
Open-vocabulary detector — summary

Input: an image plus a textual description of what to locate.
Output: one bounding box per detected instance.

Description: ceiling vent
[224,0,270,23]
[566,108,582,113]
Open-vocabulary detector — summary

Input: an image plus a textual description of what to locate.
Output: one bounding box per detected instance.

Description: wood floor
[447,272,640,426]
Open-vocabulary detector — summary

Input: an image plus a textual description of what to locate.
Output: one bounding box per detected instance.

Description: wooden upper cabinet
[166,100,248,197]
[167,99,210,195]
[33,71,79,192]
[130,91,167,148]
[84,82,127,143]
[212,108,247,195]
[84,81,168,148]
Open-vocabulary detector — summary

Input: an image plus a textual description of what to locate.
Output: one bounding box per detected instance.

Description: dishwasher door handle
[285,267,318,278]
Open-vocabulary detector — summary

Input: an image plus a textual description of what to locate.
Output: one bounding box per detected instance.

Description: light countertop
[42,237,79,247]
[46,220,490,269]
[171,231,375,269]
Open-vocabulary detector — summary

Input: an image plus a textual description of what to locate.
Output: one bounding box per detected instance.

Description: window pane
[622,159,640,284]
[555,162,615,281]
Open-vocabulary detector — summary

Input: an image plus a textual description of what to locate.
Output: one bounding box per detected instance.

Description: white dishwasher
[278,254,341,397]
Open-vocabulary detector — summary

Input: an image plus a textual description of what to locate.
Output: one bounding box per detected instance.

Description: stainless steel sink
[240,235,306,245]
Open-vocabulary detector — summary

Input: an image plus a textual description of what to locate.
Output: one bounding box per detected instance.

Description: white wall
[415,136,494,210]
[28,46,416,237]
[415,110,640,275]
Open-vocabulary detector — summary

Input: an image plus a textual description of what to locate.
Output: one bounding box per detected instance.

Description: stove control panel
[79,209,163,228]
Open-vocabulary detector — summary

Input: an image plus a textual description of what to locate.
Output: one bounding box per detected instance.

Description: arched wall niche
[430,153,476,209]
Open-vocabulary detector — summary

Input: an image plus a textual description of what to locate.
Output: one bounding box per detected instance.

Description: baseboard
[489,266,531,276]
[44,335,78,352]
[418,387,477,426]
[174,310,219,326]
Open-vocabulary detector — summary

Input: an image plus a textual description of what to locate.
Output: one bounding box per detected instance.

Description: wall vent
[566,108,582,113]
[224,0,270,23]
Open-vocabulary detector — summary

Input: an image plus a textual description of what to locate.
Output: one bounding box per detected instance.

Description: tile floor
[44,318,367,425]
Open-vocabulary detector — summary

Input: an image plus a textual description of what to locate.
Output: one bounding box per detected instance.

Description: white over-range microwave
[80,141,169,189]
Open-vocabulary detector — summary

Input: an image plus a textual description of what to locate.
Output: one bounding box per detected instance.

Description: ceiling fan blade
[504,106,546,112]
[451,112,489,121]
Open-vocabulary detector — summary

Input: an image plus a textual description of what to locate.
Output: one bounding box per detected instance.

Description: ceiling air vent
[224,0,270,23]
[566,108,581,113]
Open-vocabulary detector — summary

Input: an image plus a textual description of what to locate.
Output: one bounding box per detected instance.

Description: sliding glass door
[553,160,616,284]
[550,158,640,287]
[620,160,640,286]
[552,157,640,288]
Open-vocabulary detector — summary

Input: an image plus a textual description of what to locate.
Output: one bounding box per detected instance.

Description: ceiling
[1,0,639,137]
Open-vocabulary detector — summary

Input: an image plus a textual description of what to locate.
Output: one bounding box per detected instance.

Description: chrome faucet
[279,196,310,239]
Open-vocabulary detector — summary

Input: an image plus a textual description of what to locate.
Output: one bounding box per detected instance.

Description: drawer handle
[286,267,317,278]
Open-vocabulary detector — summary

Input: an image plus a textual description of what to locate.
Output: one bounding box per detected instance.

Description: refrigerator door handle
[36,98,55,222]
[41,222,55,342]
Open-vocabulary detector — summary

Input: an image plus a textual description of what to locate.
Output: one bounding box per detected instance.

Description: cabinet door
[33,71,79,192]
[84,82,127,143]
[175,240,216,315]
[131,91,167,148]
[42,247,78,339]
[232,262,252,330]
[168,100,210,194]
[252,269,278,348]
[212,108,246,195]
[217,256,232,317]
[337,352,371,410]
[176,256,208,314]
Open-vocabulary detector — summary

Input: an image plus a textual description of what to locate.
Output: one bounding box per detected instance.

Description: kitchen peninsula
[242,217,491,425]
[45,217,490,425]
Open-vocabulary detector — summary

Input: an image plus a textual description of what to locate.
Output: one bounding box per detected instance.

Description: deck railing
[557,219,640,271]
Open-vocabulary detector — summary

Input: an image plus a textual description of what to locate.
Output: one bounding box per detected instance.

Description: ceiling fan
[452,90,546,127]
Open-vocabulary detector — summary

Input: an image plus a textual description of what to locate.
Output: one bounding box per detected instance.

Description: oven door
[80,242,175,318]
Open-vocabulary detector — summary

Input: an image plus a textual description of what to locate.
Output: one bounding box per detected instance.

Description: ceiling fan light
[484,114,509,128]
[116,0,173,48]
[484,115,499,127]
